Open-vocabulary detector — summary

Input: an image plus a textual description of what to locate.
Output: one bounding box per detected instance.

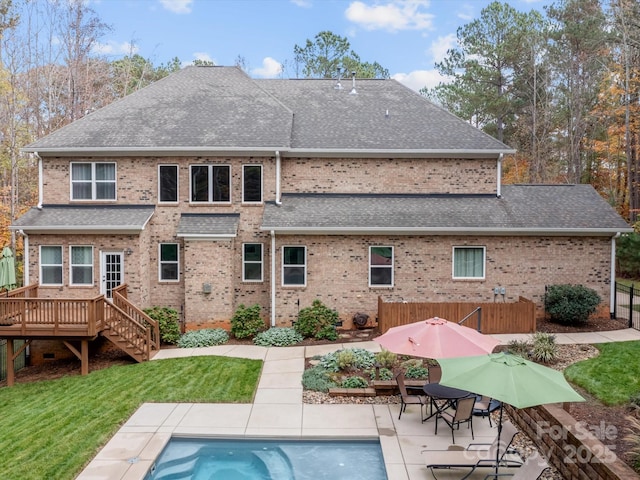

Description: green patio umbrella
[439,351,585,476]
[0,246,17,291]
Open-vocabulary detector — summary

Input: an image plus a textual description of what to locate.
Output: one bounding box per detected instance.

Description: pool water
[146,438,388,480]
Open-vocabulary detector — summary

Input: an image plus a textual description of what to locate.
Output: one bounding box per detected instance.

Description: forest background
[0,0,638,283]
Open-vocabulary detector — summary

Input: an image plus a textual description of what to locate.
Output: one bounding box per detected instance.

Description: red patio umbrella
[374,317,500,359]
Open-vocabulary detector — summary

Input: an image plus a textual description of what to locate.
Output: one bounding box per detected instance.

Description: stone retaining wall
[507,403,638,480]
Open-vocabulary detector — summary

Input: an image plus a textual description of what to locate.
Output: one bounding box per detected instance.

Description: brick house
[11,65,632,331]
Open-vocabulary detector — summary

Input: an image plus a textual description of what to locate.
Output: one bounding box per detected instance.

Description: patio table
[422,382,472,423]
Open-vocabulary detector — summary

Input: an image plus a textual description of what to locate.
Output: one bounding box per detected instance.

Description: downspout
[275,150,282,206]
[270,230,276,326]
[18,230,28,286]
[496,153,503,198]
[35,152,43,209]
[610,232,621,318]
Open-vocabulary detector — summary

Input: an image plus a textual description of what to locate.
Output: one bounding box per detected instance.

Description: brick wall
[508,404,638,480]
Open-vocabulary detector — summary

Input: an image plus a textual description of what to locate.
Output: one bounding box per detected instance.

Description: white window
[159,243,179,281]
[70,246,93,285]
[369,246,394,287]
[190,165,230,203]
[282,246,306,286]
[243,243,263,282]
[242,165,262,203]
[40,246,63,285]
[453,246,486,279]
[158,165,178,203]
[71,162,116,200]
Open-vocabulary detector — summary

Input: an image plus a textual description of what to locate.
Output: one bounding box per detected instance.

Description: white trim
[259,226,632,236]
[270,231,276,326]
[69,245,94,286]
[242,243,264,282]
[452,245,486,280]
[39,245,63,286]
[70,161,117,201]
[158,243,180,282]
[189,164,232,204]
[282,245,307,287]
[369,245,394,288]
[242,164,263,204]
[158,164,179,204]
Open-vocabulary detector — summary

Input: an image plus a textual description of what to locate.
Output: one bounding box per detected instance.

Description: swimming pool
[146,437,388,480]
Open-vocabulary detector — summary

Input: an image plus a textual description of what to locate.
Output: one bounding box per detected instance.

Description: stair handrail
[111,285,160,351]
[458,307,482,332]
[104,301,152,361]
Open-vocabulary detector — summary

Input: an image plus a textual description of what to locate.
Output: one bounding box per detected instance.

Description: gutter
[35,152,43,209]
[270,230,276,327]
[17,230,28,286]
[275,151,282,206]
[610,232,621,318]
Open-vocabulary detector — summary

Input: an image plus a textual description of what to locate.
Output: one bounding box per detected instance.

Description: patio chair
[427,364,442,383]
[482,451,549,479]
[435,396,475,443]
[422,420,524,480]
[474,395,494,427]
[395,371,427,420]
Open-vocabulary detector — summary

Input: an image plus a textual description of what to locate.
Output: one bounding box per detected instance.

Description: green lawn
[565,341,640,405]
[0,356,262,480]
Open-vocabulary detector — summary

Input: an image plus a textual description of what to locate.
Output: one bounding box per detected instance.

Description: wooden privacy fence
[377,296,536,334]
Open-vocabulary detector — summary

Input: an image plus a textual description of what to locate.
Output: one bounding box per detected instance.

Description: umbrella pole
[494,404,504,479]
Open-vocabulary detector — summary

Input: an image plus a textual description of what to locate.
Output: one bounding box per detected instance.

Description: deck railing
[112,284,160,352]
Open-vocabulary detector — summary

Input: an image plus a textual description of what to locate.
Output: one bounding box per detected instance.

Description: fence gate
[0,340,27,382]
[614,282,640,330]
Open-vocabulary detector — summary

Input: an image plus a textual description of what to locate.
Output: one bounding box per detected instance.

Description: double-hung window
[71,162,116,200]
[243,243,263,282]
[282,246,306,286]
[242,165,262,203]
[452,246,486,279]
[40,246,63,285]
[369,246,393,287]
[159,243,179,281]
[70,246,93,285]
[158,165,178,203]
[190,165,230,203]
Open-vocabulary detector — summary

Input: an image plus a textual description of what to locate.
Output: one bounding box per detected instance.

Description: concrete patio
[75,329,640,479]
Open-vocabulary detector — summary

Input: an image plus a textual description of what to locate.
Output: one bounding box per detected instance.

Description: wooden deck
[0,284,159,386]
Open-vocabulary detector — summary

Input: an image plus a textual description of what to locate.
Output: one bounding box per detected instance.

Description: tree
[293,30,388,79]
[111,54,181,97]
[430,2,545,145]
[546,0,610,184]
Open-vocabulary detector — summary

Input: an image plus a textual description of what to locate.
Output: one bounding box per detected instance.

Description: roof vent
[349,71,357,95]
[334,67,344,90]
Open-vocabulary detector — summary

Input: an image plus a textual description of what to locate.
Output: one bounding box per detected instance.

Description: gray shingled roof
[261,185,632,235]
[24,66,513,157]
[10,205,155,234]
[176,214,240,238]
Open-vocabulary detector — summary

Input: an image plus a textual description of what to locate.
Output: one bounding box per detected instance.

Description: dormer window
[71,162,116,200]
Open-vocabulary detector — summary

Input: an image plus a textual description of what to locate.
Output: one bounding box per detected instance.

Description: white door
[101,251,124,299]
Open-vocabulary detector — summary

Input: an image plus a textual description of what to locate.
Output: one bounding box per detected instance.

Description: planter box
[372,379,425,395]
[328,387,376,397]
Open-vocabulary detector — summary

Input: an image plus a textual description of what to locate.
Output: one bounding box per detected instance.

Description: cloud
[92,41,139,56]
[345,0,434,32]
[429,34,457,63]
[290,0,312,7]
[193,52,215,63]
[392,69,449,92]
[252,57,283,78]
[159,0,193,14]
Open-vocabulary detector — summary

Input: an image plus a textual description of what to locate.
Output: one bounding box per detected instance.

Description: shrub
[375,349,397,369]
[143,306,181,345]
[336,350,356,370]
[341,376,369,388]
[378,367,394,381]
[544,284,601,325]
[318,348,376,372]
[302,366,337,392]
[253,327,303,347]
[530,332,558,363]
[316,324,339,341]
[230,304,266,339]
[507,339,531,358]
[295,299,339,339]
[177,328,229,348]
[405,364,429,379]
